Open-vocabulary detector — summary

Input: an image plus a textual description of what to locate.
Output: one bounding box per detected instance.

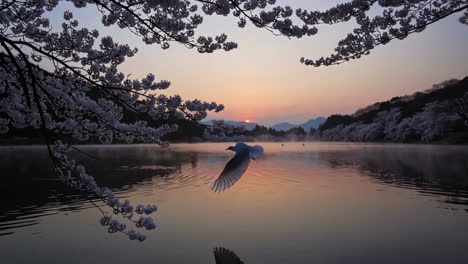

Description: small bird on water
[212,143,264,192]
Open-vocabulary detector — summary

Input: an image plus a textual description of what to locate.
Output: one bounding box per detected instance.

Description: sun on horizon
[244,120,251,123]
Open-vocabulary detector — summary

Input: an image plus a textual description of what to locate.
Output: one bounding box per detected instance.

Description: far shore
[1,136,468,146]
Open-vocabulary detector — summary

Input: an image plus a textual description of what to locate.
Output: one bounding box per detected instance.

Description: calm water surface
[1,142,468,264]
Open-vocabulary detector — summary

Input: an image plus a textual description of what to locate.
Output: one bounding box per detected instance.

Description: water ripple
[1,142,468,237]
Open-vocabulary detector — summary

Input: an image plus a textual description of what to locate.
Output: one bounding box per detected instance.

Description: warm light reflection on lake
[1,142,468,263]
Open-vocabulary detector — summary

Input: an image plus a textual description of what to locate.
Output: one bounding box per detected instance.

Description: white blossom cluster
[299,0,468,66]
[319,101,460,142]
[193,0,318,40]
[51,141,158,241]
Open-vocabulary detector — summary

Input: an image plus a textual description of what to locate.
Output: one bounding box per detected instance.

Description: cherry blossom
[1,0,466,241]
[298,0,468,66]
[318,101,461,142]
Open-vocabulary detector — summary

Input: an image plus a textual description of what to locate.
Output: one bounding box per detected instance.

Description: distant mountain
[270,122,295,131]
[271,117,327,131]
[203,117,327,131]
[202,120,258,130]
[301,117,327,131]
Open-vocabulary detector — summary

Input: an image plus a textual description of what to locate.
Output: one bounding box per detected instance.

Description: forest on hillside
[315,77,468,144]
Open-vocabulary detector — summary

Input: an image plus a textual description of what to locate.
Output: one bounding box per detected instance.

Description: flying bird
[212,143,264,192]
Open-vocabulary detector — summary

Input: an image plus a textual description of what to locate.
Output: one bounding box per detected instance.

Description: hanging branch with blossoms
[297,0,468,66]
[0,0,231,241]
[1,0,467,241]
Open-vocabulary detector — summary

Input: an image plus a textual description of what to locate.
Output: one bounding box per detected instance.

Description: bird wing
[213,247,245,264]
[212,150,250,192]
[248,145,264,160]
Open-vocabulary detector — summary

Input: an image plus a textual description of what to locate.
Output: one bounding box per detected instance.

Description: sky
[50,1,468,126]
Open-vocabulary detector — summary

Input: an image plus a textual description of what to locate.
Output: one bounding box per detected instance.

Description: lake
[1,142,468,264]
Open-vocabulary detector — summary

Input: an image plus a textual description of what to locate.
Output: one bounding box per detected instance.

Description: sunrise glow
[244,120,251,123]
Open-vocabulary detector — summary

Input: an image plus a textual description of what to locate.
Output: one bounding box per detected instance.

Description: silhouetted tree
[287,127,306,135]
[308,127,317,136]
[451,92,468,126]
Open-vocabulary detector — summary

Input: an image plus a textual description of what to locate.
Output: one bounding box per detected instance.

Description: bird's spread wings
[212,149,250,192]
[213,247,245,264]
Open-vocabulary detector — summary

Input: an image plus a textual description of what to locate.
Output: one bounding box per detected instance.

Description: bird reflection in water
[213,247,244,264]
[212,143,264,192]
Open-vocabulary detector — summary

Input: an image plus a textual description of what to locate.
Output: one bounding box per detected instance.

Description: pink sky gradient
[50,1,468,126]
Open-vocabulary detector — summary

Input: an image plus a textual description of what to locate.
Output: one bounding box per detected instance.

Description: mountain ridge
[202,117,327,131]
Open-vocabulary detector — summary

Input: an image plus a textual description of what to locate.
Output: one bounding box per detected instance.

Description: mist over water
[1,142,468,263]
